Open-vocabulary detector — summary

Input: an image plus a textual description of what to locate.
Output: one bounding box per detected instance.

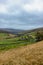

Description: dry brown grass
[0,41,43,65]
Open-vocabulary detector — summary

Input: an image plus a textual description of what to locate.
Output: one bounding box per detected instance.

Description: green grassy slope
[0,32,35,50]
[0,28,43,50]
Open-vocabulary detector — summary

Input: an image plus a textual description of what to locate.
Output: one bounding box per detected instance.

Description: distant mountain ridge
[0,28,24,34]
[28,27,43,32]
[0,27,43,34]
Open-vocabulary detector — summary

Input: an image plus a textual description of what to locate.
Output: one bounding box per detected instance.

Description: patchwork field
[0,41,43,65]
[0,32,35,50]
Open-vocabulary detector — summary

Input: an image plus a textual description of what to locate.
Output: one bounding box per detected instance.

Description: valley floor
[0,41,43,65]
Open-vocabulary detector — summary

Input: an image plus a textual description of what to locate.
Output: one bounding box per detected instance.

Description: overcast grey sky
[0,0,43,30]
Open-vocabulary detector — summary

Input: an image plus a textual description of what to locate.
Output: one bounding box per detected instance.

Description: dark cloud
[0,0,43,30]
[0,11,43,30]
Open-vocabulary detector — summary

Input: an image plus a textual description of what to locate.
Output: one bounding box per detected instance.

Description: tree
[35,31,43,42]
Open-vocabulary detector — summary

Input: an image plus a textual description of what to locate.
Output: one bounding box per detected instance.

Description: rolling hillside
[0,27,43,50]
[0,41,43,65]
[0,27,43,34]
[0,28,24,34]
